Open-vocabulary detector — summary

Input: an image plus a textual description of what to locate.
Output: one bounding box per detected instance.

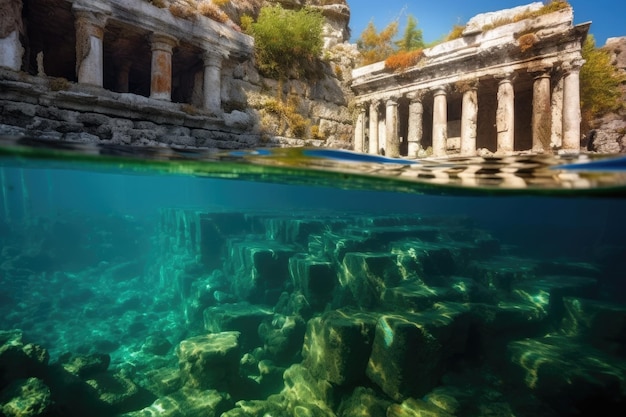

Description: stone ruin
[0,0,357,148]
[1,206,626,416]
[351,2,590,158]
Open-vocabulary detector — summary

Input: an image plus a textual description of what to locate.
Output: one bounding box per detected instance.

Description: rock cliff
[586,36,626,153]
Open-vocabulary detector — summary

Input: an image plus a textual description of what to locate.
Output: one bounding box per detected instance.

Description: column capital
[150,32,178,52]
[73,9,107,39]
[455,79,479,94]
[561,58,585,73]
[495,71,516,83]
[431,85,448,96]
[386,97,399,106]
[405,90,425,102]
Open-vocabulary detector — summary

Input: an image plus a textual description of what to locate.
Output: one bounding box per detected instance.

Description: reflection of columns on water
[353,63,585,158]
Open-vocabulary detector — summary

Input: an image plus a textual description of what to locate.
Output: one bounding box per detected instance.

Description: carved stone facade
[351,3,590,158]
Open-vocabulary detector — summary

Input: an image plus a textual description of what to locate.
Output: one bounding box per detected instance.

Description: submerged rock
[0,377,51,417]
[176,331,241,391]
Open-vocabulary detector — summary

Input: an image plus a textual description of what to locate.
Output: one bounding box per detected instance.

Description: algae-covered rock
[204,302,273,351]
[177,331,241,390]
[0,377,51,417]
[302,309,377,386]
[85,370,155,414]
[387,397,454,417]
[58,352,110,379]
[337,386,390,417]
[0,330,49,388]
[121,387,231,417]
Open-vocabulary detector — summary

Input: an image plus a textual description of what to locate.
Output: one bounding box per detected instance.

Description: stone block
[302,309,378,386]
[177,332,241,390]
[387,398,455,417]
[121,387,230,417]
[0,377,51,417]
[512,275,599,321]
[340,252,404,308]
[289,254,336,309]
[337,386,390,417]
[204,302,273,351]
[561,297,626,354]
[381,280,450,311]
[366,305,470,401]
[227,240,295,303]
[508,335,626,415]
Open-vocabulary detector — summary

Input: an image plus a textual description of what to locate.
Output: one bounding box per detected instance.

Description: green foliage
[395,15,424,51]
[580,35,626,130]
[356,20,398,65]
[244,5,324,79]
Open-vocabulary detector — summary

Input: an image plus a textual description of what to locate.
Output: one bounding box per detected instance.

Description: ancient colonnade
[351,4,589,158]
[0,0,252,114]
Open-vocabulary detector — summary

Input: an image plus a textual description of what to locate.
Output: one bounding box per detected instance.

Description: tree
[244,5,324,79]
[395,15,424,51]
[580,34,626,130]
[356,20,398,65]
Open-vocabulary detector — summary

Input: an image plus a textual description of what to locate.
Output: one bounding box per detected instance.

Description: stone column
[354,104,366,153]
[496,73,515,154]
[406,92,424,158]
[74,10,107,87]
[150,33,178,101]
[432,87,448,157]
[460,82,478,156]
[385,98,400,157]
[368,100,380,155]
[0,0,24,70]
[531,71,552,152]
[203,50,224,114]
[562,60,584,152]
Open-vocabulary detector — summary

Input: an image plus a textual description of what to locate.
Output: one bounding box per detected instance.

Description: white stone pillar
[496,73,515,154]
[0,0,24,71]
[354,104,366,153]
[203,51,224,114]
[532,71,552,152]
[407,92,424,158]
[385,98,400,157]
[150,33,178,101]
[368,100,380,155]
[562,60,584,152]
[460,83,478,156]
[432,87,448,157]
[74,10,107,87]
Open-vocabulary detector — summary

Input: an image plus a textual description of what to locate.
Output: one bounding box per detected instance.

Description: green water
[1,137,625,417]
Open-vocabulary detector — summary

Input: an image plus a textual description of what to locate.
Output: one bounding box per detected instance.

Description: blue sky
[347,0,626,47]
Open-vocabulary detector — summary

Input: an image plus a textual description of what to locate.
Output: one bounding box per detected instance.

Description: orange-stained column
[203,51,224,114]
[432,87,448,157]
[74,9,107,86]
[368,100,380,155]
[562,60,584,152]
[386,98,400,157]
[496,73,515,154]
[150,33,178,101]
[532,71,552,152]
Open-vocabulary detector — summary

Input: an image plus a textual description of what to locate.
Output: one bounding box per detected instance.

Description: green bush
[580,35,626,131]
[244,5,324,79]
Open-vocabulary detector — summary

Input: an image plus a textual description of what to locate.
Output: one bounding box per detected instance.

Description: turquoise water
[1,137,626,416]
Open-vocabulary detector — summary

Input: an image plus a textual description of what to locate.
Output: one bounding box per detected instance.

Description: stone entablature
[351,3,590,158]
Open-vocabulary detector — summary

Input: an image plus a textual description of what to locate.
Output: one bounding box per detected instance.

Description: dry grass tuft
[385,49,424,72]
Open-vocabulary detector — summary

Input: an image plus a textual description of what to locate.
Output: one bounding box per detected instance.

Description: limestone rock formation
[586,36,626,153]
